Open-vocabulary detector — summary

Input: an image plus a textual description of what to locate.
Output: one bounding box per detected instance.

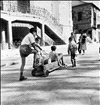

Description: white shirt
[21,33,35,46]
[49,51,58,61]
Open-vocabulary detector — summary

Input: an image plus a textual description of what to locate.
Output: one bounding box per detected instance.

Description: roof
[72,2,100,11]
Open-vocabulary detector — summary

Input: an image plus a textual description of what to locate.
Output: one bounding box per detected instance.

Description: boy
[68,37,77,67]
[49,45,66,67]
[19,28,41,81]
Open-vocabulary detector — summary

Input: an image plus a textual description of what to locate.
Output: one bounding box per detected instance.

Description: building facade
[0,1,73,50]
[72,3,100,42]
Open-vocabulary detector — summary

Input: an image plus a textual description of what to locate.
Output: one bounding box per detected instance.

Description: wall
[51,1,59,21]
[30,1,52,14]
[30,1,73,43]
[72,4,91,31]
[59,1,73,42]
[3,1,17,11]
[17,0,30,13]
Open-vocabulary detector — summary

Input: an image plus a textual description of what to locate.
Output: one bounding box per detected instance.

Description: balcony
[2,1,63,35]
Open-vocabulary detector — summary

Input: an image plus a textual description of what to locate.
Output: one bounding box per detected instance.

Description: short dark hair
[71,32,73,35]
[69,37,72,42]
[51,45,56,51]
[35,37,40,42]
[30,28,36,33]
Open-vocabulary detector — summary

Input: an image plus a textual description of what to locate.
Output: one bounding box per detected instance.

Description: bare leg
[71,59,74,67]
[31,49,38,68]
[71,53,76,67]
[33,53,37,68]
[61,56,65,65]
[83,50,85,54]
[19,57,27,81]
[58,54,67,67]
[74,58,76,67]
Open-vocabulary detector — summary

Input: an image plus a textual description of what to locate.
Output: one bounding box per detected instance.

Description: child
[34,37,49,66]
[34,37,43,66]
[49,45,66,67]
[68,37,77,67]
[80,33,87,55]
[77,37,81,54]
[19,28,38,81]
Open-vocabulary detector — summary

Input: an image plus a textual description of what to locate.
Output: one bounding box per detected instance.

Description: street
[1,43,100,105]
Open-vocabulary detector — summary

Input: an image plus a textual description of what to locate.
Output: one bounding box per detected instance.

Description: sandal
[19,76,27,81]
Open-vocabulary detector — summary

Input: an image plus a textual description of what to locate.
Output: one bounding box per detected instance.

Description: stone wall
[59,1,73,42]
[72,3,100,42]
[72,4,91,30]
[73,3,100,31]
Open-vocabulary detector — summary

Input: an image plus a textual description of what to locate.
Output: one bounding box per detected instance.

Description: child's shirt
[35,43,41,51]
[35,43,42,57]
[21,33,35,46]
[34,42,43,64]
[68,40,77,54]
[49,51,58,62]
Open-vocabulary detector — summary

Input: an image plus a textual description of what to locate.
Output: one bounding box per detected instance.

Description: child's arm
[56,53,59,62]
[35,43,42,50]
[31,43,38,52]
[67,44,70,55]
[31,43,42,51]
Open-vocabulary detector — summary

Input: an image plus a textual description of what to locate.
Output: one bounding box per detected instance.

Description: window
[78,12,82,21]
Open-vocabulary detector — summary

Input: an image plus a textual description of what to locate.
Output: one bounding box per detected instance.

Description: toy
[31,53,64,77]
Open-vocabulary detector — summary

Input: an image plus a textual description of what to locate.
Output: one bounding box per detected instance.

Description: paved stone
[1,43,100,105]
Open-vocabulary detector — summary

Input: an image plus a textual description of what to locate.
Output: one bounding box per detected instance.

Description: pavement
[1,43,100,105]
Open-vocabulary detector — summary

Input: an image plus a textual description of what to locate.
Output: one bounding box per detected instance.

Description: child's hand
[32,50,38,53]
[68,52,70,55]
[42,50,45,52]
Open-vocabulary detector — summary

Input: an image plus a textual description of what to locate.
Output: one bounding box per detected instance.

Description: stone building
[72,2,100,42]
[0,1,73,50]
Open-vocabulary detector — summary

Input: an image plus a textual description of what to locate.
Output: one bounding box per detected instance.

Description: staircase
[1,1,66,45]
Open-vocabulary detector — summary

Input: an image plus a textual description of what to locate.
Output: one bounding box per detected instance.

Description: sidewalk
[1,42,99,58]
[1,43,100,105]
[1,43,99,66]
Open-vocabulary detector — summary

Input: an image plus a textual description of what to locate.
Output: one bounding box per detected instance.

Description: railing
[2,1,63,35]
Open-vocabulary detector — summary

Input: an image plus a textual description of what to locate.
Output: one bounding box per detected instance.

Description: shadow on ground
[1,53,100,105]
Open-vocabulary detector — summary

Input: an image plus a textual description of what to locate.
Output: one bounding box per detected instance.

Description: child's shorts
[20,45,32,57]
[71,53,76,59]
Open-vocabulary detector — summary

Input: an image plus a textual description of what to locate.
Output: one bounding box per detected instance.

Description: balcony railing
[2,1,63,35]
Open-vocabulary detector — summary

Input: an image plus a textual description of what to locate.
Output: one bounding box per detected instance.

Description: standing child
[68,37,77,67]
[80,33,87,55]
[19,28,38,81]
